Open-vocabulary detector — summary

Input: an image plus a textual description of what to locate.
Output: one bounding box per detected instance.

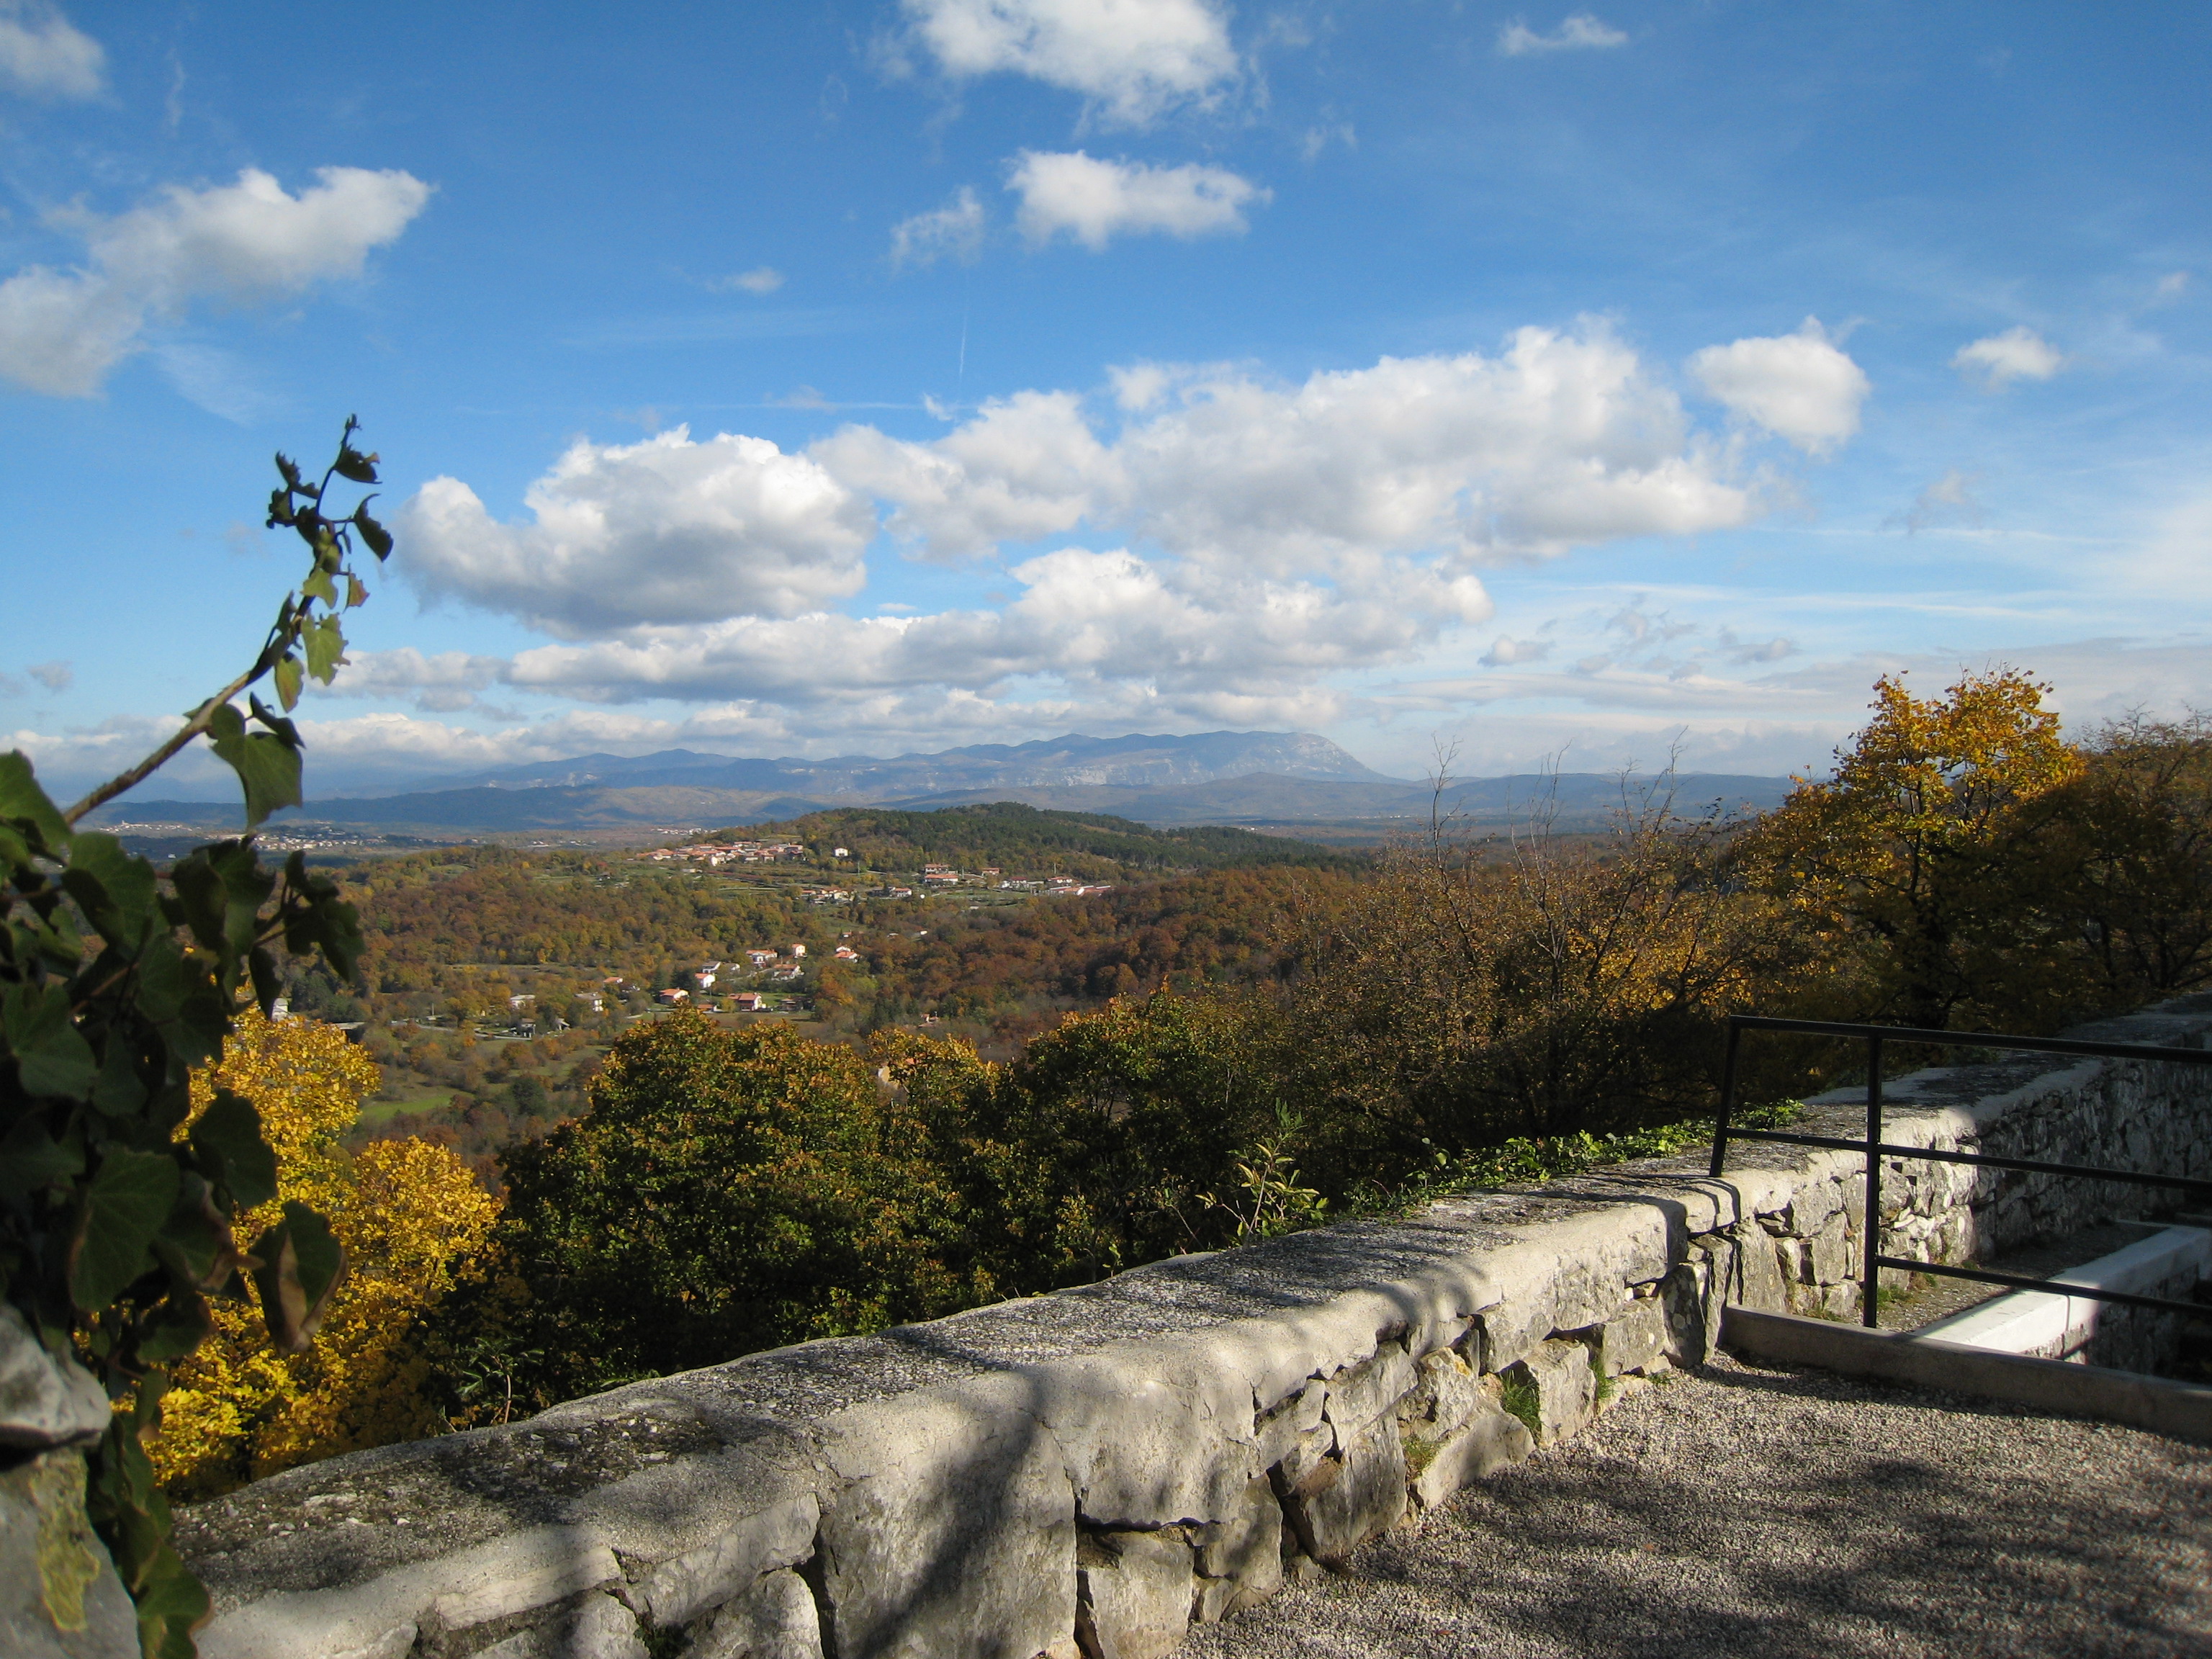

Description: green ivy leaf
[354,511,392,559]
[333,445,379,484]
[189,1089,278,1208]
[205,703,302,829]
[300,565,338,607]
[69,1148,181,1311]
[272,652,305,712]
[134,1291,212,1365]
[304,613,347,685]
[0,1115,84,1202]
[0,750,70,856]
[4,981,98,1098]
[92,1038,150,1121]
[61,832,159,952]
[345,572,369,608]
[251,1201,346,1352]
[128,1542,211,1659]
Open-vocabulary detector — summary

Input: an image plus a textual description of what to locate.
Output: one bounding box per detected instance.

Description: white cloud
[1950,325,2063,390]
[1007,150,1267,248]
[0,2,103,99]
[1893,469,1983,534]
[1689,317,1869,456]
[1497,14,1627,56]
[715,266,785,295]
[25,659,71,691]
[902,0,1238,125]
[396,426,875,638]
[890,186,986,269]
[822,324,1755,572]
[500,547,1490,713]
[0,166,431,396]
[1482,636,1552,667]
[813,389,1115,557]
[2155,271,2190,303]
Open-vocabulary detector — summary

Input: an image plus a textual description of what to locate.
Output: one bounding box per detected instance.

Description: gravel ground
[1174,1354,2212,1659]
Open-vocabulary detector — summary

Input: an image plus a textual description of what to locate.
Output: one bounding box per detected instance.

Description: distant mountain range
[377,729,1401,797]
[85,729,1794,838]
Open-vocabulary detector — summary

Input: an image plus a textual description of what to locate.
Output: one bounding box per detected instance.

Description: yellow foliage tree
[1745,668,2083,1028]
[150,1011,499,1497]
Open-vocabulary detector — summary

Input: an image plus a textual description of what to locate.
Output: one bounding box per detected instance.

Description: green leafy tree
[485,1012,992,1403]
[1,421,390,1659]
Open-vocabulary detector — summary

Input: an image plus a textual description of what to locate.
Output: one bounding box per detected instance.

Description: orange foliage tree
[1745,669,2084,1028]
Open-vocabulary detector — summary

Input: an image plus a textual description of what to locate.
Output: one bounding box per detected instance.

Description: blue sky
[1,0,2206,798]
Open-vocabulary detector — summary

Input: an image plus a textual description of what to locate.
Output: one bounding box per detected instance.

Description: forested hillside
[724,801,1361,878]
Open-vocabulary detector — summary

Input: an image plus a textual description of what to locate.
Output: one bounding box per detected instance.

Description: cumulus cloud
[1007,150,1267,248]
[0,2,102,99]
[901,0,1238,125]
[821,324,1755,572]
[397,427,875,637]
[1951,325,2063,390]
[0,166,431,396]
[501,547,1491,710]
[375,323,1851,755]
[1688,317,1869,455]
[813,389,1115,557]
[890,186,986,269]
[1497,14,1627,55]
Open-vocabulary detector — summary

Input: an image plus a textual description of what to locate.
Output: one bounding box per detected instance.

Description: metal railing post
[1862,1035,1884,1328]
[1709,1019,1743,1179]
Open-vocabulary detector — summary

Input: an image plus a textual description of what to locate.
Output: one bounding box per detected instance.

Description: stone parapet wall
[89,994,2212,1659]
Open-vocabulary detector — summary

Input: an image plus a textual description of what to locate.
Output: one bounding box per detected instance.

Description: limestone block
[1074,1530,1192,1659]
[1282,1414,1404,1564]
[814,1375,1075,1659]
[0,1308,108,1452]
[1251,1381,1323,1470]
[1022,1345,1259,1528]
[567,1439,819,1575]
[1727,1222,1790,1312]
[1587,1298,1666,1378]
[471,1593,647,1659]
[692,1570,823,1659]
[1190,1476,1282,1622]
[1396,1349,1482,1442]
[1773,1179,1843,1239]
[1321,1344,1416,1431]
[1272,1419,1336,1495]
[628,1493,818,1628]
[1504,1341,1593,1448]
[1805,1212,1850,1285]
[1660,1245,1724,1369]
[0,1450,136,1659]
[423,1529,623,1637]
[1407,1408,1533,1511]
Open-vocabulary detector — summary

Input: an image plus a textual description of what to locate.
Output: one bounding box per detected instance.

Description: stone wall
[18,997,2212,1659]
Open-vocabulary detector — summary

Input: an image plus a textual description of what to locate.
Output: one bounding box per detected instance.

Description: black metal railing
[1707,1015,2212,1329]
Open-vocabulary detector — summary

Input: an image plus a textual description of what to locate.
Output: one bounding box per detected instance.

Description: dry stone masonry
[12,997,2212,1659]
